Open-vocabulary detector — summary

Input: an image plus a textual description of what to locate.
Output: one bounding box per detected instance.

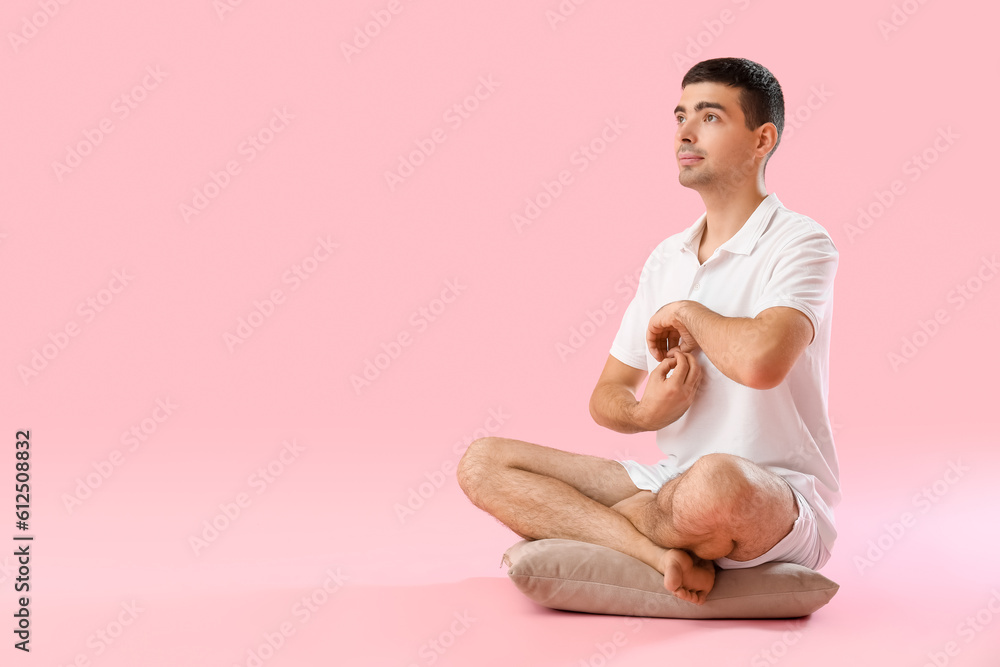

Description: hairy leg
[457,441,794,605]
[457,437,676,581]
[610,453,799,602]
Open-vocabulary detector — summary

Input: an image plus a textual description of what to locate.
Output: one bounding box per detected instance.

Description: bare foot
[659,548,716,605]
[611,491,716,604]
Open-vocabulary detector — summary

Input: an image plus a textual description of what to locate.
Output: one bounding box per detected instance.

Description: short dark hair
[681,57,784,175]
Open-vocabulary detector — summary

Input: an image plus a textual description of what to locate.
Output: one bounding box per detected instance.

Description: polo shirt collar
[681,192,783,256]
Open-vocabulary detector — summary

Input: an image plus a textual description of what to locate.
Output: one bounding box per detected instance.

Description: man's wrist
[675,300,698,332]
[627,399,650,432]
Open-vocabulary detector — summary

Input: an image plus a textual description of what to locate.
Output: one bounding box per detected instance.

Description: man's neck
[699,187,769,247]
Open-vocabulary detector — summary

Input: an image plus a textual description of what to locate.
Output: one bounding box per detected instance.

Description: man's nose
[677,129,698,147]
[676,123,695,144]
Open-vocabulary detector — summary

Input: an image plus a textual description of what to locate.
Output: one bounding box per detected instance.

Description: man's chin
[677,173,708,190]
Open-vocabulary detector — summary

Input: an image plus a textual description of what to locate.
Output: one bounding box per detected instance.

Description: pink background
[3,0,999,664]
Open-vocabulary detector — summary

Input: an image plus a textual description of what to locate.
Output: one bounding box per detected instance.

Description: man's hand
[633,349,703,431]
[647,301,698,361]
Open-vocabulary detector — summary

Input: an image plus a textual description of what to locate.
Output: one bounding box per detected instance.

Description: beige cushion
[503,539,839,619]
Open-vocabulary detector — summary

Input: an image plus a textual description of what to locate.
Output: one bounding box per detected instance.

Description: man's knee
[687,452,751,480]
[653,454,755,550]
[457,436,503,501]
[672,453,754,512]
[684,453,792,512]
[668,453,795,558]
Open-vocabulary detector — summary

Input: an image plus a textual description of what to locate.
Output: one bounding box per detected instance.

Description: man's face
[673,82,762,192]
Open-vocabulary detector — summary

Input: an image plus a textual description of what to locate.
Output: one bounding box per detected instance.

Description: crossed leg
[456,437,798,605]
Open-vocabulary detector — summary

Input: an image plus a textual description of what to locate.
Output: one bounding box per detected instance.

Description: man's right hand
[633,349,703,431]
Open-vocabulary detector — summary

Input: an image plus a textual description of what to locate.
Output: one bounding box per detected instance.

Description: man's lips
[679,154,704,164]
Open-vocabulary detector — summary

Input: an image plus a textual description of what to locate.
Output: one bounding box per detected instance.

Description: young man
[457,57,840,605]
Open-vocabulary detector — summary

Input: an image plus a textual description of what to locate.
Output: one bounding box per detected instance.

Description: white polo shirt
[609,192,841,553]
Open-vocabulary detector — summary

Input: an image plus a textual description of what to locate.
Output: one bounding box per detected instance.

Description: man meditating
[457,57,840,605]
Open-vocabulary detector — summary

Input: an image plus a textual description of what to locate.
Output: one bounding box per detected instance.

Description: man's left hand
[647,301,698,361]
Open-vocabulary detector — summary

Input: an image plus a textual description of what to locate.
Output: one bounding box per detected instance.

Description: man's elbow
[588,389,606,426]
[743,356,791,390]
[589,384,624,430]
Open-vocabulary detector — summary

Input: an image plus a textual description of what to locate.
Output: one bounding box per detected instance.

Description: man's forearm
[589,383,648,434]
[676,301,768,388]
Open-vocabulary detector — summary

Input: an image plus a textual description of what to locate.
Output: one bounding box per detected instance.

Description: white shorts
[615,458,831,571]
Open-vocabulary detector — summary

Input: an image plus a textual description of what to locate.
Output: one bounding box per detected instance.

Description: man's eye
[706,114,718,121]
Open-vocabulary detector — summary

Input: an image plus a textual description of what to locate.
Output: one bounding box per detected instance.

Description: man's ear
[756,122,778,158]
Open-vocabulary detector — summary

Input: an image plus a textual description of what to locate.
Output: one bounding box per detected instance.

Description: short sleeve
[609,288,648,370]
[609,247,665,371]
[751,231,838,344]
